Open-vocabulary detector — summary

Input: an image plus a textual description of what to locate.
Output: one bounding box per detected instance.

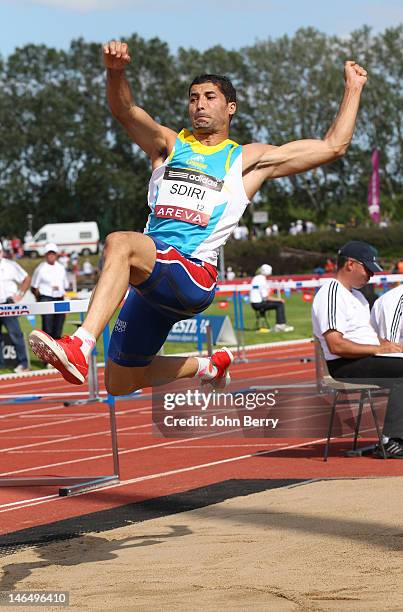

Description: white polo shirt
[371,284,403,343]
[249,274,271,304]
[312,279,380,360]
[0,258,27,303]
[31,261,68,298]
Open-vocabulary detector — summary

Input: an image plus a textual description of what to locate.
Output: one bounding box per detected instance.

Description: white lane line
[0,397,347,476]
[0,344,310,393]
[11,449,122,453]
[0,402,151,435]
[1,423,151,452]
[0,494,60,509]
[18,414,109,418]
[0,404,67,420]
[0,403,150,421]
[0,436,328,514]
[0,433,219,476]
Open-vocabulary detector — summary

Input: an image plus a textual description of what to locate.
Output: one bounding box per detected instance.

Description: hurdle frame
[0,300,121,496]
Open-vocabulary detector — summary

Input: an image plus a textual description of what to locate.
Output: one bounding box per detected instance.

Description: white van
[24,222,100,258]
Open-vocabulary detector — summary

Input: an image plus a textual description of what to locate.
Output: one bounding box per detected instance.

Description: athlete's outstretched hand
[344,60,367,88]
[103,40,131,70]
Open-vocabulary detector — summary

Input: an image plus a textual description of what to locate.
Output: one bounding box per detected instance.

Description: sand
[1,477,403,611]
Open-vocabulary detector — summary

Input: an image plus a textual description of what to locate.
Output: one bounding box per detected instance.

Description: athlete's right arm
[103,41,177,165]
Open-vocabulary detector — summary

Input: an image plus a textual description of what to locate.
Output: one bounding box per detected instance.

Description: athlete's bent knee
[105,361,143,396]
[105,377,142,396]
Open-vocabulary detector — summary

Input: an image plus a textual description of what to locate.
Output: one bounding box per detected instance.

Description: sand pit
[1,477,403,610]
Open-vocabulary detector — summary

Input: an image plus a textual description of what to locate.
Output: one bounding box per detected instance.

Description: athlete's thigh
[107,286,175,387]
[135,239,217,316]
[106,231,157,285]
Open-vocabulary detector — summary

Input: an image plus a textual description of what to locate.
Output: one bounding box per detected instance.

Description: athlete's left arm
[243,61,367,199]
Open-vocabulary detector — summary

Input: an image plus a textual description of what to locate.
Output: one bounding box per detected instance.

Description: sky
[0,0,402,58]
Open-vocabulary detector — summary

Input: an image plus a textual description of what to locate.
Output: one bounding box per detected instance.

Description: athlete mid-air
[29,41,368,395]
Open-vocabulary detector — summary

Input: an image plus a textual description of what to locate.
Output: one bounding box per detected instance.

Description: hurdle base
[0,475,120,497]
[345,444,378,458]
[63,396,104,407]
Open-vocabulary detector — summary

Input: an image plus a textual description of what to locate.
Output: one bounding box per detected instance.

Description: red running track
[1,341,402,536]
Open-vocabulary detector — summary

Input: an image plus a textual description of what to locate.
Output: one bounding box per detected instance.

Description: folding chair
[251,303,270,329]
[314,337,386,461]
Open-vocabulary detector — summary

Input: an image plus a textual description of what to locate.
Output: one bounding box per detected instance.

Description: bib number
[155,166,223,227]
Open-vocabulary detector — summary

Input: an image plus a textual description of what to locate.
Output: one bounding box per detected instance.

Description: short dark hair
[336,255,348,271]
[188,74,237,104]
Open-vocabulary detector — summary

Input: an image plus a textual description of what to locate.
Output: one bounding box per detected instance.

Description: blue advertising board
[167,315,236,345]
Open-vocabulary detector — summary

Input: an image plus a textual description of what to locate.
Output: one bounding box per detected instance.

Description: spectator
[58,251,70,269]
[24,230,33,243]
[271,223,279,236]
[233,225,249,241]
[324,258,336,274]
[70,251,79,275]
[226,266,235,281]
[371,284,403,343]
[289,222,298,236]
[0,241,31,372]
[31,243,69,346]
[82,260,94,276]
[11,235,22,258]
[249,264,294,332]
[314,265,325,276]
[312,240,403,458]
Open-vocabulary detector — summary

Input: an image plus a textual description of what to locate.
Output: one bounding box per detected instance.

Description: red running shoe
[29,330,88,385]
[201,347,234,389]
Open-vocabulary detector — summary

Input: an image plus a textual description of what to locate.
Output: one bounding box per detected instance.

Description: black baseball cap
[338,240,383,273]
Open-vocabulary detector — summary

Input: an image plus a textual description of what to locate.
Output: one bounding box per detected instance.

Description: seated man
[249,264,293,332]
[312,240,403,458]
[371,284,403,343]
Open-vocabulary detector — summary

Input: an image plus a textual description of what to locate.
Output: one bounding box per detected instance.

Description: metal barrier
[0,299,120,496]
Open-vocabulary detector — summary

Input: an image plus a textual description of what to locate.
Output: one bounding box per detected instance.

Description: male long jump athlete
[29,41,368,396]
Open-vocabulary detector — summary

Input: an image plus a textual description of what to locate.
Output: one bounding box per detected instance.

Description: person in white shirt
[0,241,31,372]
[226,266,235,282]
[82,260,94,276]
[249,264,293,332]
[312,240,403,458]
[371,284,403,344]
[31,243,69,341]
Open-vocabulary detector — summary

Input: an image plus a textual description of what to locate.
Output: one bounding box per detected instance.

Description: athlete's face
[188,83,236,134]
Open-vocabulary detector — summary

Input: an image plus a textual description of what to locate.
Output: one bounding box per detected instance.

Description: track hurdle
[0,299,120,496]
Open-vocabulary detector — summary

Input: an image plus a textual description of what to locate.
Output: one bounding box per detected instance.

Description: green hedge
[224,239,324,275]
[224,225,403,275]
[277,225,403,257]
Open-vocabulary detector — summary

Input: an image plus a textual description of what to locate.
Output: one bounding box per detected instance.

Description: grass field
[0,292,313,374]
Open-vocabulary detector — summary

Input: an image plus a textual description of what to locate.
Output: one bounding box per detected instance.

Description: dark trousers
[251,300,286,324]
[0,316,28,368]
[328,356,403,438]
[38,295,65,339]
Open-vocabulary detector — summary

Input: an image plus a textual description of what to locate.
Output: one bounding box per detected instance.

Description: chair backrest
[313,336,331,393]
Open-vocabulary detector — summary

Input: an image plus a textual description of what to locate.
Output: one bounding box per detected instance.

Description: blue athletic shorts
[108,238,217,367]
